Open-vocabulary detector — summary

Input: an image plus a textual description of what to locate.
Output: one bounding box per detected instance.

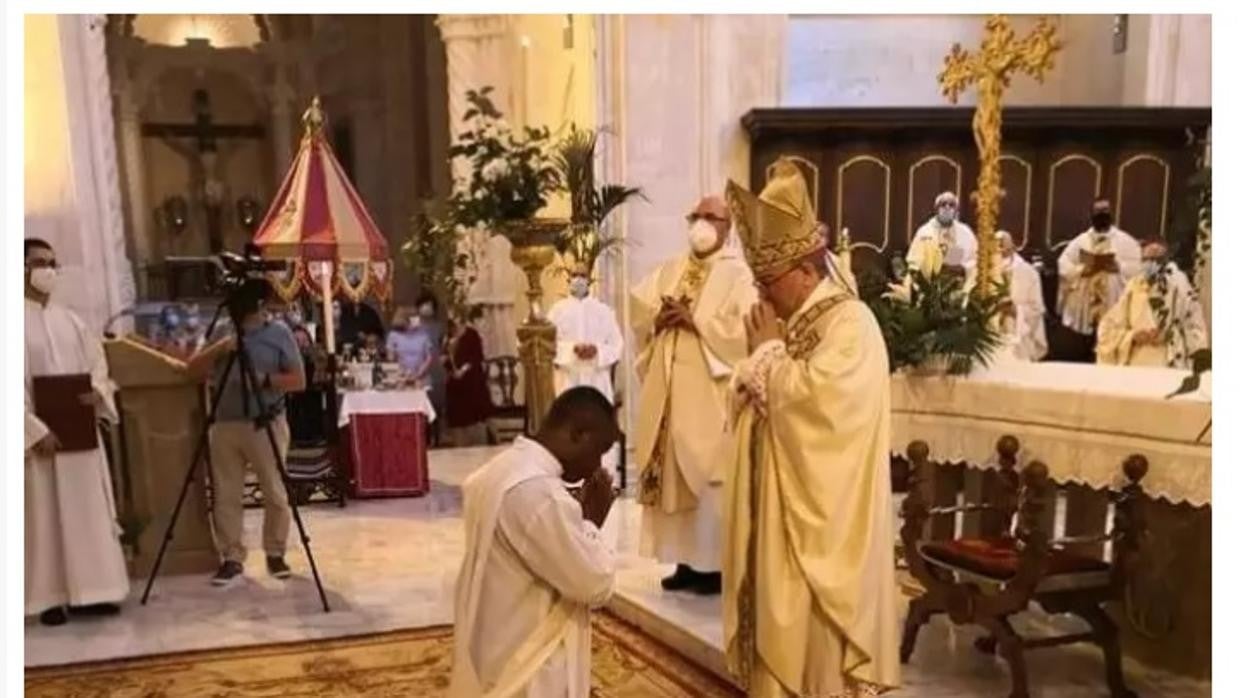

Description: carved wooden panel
[743,107,1209,260]
[1115,153,1171,241]
[1046,154,1103,250]
[999,154,1035,248]
[906,154,962,240]
[836,154,892,251]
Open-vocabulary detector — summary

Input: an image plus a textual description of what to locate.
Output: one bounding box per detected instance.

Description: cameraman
[186,279,306,587]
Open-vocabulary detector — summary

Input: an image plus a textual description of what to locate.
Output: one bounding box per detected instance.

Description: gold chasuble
[630,247,756,512]
[724,159,900,697]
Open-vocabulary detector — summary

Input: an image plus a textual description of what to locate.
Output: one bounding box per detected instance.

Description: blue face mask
[570,276,590,298]
[1143,260,1164,278]
[936,209,956,226]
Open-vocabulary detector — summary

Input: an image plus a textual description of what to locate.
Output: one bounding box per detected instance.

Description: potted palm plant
[552,126,646,277]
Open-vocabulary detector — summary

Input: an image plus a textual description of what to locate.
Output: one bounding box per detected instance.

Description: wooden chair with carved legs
[899,436,1149,698]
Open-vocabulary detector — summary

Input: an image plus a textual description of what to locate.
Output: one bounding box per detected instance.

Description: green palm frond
[555,126,598,224]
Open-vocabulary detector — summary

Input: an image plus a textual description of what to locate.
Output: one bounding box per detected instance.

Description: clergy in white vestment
[550,261,625,476]
[724,159,900,697]
[907,191,978,288]
[1057,199,1142,360]
[449,387,621,698]
[24,238,130,627]
[549,261,624,402]
[1096,239,1208,369]
[630,195,757,595]
[996,231,1049,362]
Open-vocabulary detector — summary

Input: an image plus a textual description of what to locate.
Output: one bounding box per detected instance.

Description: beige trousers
[209,419,291,563]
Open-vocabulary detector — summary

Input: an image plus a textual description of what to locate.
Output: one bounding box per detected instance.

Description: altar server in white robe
[549,261,623,403]
[630,195,757,595]
[550,261,625,476]
[24,238,130,626]
[997,231,1049,361]
[450,387,620,698]
[1096,239,1208,369]
[1057,199,1142,361]
[908,191,978,287]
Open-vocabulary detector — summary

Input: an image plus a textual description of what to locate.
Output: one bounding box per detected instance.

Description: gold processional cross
[939,15,1061,296]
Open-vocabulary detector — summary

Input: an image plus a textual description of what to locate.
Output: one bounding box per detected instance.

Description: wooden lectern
[104,337,218,576]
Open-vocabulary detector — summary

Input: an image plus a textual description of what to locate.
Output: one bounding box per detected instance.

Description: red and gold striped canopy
[253,97,392,303]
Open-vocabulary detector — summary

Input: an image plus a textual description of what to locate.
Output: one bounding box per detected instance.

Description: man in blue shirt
[188,280,306,587]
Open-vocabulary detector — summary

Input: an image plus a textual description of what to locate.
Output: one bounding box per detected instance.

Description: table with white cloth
[891,361,1211,677]
[338,388,437,498]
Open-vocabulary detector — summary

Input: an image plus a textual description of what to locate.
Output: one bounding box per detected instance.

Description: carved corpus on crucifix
[141,88,267,253]
[939,15,1061,297]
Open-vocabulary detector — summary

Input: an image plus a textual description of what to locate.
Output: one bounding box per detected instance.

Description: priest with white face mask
[549,262,624,403]
[24,238,130,627]
[907,191,978,286]
[630,195,757,595]
[996,231,1049,362]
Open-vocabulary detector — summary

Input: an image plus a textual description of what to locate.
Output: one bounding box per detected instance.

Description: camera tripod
[141,294,330,612]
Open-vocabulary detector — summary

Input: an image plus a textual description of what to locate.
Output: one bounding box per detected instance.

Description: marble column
[25,14,136,331]
[115,86,153,300]
[436,14,522,360]
[269,70,296,172]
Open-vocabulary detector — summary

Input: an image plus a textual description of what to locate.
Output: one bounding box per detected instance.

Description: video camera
[216,249,288,289]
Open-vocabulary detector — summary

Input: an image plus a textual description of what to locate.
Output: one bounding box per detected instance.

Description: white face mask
[688,220,720,254]
[29,267,58,295]
[408,316,422,330]
[1143,260,1163,278]
[569,276,590,298]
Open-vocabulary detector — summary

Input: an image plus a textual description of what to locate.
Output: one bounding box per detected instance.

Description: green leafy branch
[865,269,1007,375]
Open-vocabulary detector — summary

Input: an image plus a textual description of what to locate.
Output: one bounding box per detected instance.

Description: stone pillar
[436,14,522,360]
[25,14,136,330]
[270,70,296,172]
[115,86,153,299]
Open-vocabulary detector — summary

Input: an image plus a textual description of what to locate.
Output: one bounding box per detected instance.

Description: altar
[892,359,1212,678]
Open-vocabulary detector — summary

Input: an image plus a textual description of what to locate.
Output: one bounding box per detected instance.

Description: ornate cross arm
[939,45,979,104]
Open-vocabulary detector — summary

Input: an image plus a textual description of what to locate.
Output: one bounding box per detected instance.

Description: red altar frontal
[338,389,435,498]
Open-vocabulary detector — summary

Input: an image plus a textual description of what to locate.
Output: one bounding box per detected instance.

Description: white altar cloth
[337,388,437,428]
[891,361,1211,507]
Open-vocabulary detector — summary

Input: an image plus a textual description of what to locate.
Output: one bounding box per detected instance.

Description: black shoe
[68,603,121,617]
[689,571,722,596]
[266,556,292,580]
[660,564,696,591]
[39,607,68,626]
[211,561,244,588]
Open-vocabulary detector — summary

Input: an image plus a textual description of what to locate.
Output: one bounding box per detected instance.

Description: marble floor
[26,445,1211,696]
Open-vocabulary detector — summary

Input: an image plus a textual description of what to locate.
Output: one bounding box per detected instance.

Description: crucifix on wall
[141,88,266,253]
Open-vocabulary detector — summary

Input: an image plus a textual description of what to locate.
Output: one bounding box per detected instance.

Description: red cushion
[921,537,1110,581]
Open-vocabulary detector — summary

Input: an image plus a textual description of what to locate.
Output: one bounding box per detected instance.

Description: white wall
[785,14,1210,107]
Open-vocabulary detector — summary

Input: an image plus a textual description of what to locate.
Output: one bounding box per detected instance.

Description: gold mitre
[724,157,822,280]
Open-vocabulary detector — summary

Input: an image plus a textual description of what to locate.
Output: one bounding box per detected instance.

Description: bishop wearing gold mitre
[723,158,900,697]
